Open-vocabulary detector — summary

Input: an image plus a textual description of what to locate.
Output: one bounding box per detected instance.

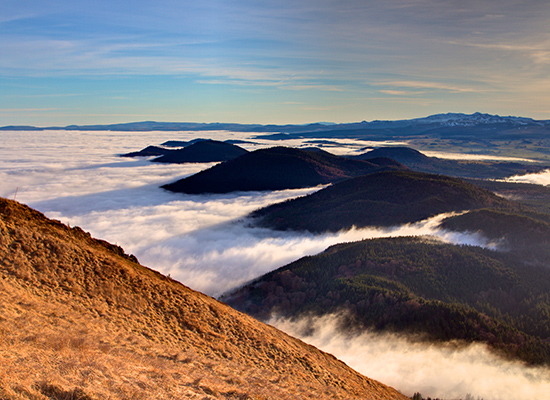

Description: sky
[2,0,550,126]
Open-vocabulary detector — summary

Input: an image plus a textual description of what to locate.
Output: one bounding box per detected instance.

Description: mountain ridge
[2,112,549,132]
[351,146,547,179]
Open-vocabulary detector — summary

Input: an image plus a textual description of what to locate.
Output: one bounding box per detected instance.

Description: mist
[270,313,550,400]
[0,130,503,297]
[421,150,537,162]
[505,169,550,186]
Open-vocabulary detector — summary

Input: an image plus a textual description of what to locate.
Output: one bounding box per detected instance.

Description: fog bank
[0,130,499,297]
[505,169,550,186]
[270,313,550,400]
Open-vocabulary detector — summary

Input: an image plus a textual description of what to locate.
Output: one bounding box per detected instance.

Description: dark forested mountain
[120,145,176,157]
[351,146,547,179]
[0,197,407,400]
[250,170,516,232]
[162,146,405,194]
[160,138,210,147]
[151,140,248,163]
[223,236,550,365]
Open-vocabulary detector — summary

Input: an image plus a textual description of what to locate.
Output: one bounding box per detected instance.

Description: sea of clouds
[271,313,550,400]
[2,129,549,398]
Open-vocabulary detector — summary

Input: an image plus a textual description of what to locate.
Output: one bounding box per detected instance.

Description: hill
[120,145,175,157]
[152,140,248,163]
[162,146,405,194]
[0,197,407,400]
[250,170,516,232]
[463,179,550,214]
[440,208,550,264]
[223,236,550,365]
[351,146,546,179]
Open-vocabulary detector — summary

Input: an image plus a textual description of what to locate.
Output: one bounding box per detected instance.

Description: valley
[2,113,550,399]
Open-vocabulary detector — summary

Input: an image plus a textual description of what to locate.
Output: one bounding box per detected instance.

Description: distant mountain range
[0,197,407,400]
[3,112,549,134]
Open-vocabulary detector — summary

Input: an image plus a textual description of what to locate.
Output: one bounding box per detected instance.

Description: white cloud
[0,130,497,297]
[270,313,550,400]
[505,169,550,186]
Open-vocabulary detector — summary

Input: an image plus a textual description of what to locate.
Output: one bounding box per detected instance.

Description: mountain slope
[440,208,550,264]
[152,140,248,163]
[251,170,516,232]
[163,146,405,194]
[0,197,407,400]
[223,236,550,365]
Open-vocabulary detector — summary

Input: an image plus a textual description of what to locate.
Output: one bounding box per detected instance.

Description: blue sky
[1,0,550,125]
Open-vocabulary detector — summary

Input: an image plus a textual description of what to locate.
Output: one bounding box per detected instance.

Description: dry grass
[0,198,408,400]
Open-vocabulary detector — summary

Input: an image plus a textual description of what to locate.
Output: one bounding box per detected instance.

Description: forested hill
[151,140,248,163]
[0,197,407,400]
[223,236,550,365]
[351,146,547,179]
[162,146,404,194]
[440,208,550,264]
[251,170,517,232]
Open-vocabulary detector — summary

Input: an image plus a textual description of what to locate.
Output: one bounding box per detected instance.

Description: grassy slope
[0,198,407,400]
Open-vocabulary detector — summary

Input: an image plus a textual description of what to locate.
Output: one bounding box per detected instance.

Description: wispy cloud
[3,0,550,123]
[505,169,550,186]
[376,80,477,93]
[450,40,550,65]
[379,89,417,96]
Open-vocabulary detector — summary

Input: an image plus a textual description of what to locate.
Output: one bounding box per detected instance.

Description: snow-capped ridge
[409,112,547,127]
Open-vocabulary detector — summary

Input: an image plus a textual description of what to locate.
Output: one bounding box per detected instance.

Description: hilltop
[250,170,516,232]
[152,140,248,163]
[352,146,546,179]
[120,145,175,157]
[440,208,550,264]
[0,197,407,400]
[162,146,404,194]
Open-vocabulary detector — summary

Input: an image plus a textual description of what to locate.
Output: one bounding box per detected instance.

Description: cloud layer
[505,168,550,186]
[270,313,550,400]
[1,130,498,297]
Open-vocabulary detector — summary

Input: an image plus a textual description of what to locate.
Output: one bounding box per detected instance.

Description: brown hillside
[0,197,407,400]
